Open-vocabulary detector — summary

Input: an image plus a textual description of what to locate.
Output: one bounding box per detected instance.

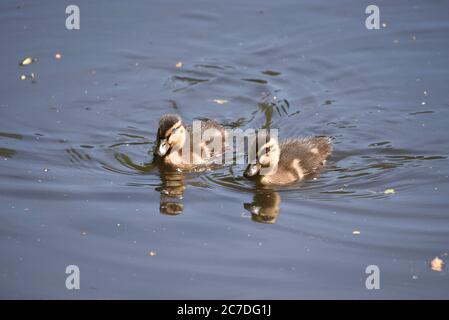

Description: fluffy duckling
[244,136,332,185]
[154,114,226,170]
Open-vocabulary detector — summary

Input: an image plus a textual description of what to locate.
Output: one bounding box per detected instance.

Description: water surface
[1,0,448,298]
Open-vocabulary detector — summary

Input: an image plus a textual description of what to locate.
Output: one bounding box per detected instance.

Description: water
[1,0,448,298]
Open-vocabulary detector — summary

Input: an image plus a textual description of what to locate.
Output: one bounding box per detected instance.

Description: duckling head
[244,136,280,177]
[155,114,186,157]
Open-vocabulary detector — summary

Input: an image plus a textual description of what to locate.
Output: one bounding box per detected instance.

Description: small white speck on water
[382,23,387,28]
[117,223,121,227]
[43,168,49,173]
[258,242,263,246]
[421,101,426,105]
[412,275,418,280]
[423,90,428,96]
[352,230,361,235]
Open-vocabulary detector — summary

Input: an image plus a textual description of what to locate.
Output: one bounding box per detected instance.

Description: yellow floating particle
[212,99,228,105]
[55,53,62,59]
[431,257,444,272]
[175,61,183,68]
[148,251,157,257]
[384,188,395,195]
[20,57,34,66]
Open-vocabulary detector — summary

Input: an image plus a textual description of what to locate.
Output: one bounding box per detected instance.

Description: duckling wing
[185,119,227,163]
[279,137,332,175]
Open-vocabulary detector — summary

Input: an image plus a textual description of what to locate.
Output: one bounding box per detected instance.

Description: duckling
[244,136,332,185]
[154,114,226,170]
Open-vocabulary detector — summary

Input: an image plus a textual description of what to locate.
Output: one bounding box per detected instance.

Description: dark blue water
[1,0,448,298]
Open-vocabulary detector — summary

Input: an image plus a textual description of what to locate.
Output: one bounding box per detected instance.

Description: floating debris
[212,99,228,105]
[430,257,444,272]
[43,168,49,173]
[55,53,62,60]
[81,231,87,236]
[384,188,395,195]
[424,90,428,96]
[382,23,387,28]
[19,56,36,66]
[352,230,361,235]
[175,61,183,68]
[19,73,36,81]
[148,251,157,257]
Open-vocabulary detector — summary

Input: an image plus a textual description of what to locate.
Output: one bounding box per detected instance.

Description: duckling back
[279,137,332,176]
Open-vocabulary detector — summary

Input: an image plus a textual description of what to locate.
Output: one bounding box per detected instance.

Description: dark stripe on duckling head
[159,114,182,137]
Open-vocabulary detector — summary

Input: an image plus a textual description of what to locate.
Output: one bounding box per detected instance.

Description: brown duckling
[244,136,332,185]
[154,114,226,170]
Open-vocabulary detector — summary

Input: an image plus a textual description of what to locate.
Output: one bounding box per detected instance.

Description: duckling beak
[244,203,261,215]
[244,163,261,177]
[156,139,170,157]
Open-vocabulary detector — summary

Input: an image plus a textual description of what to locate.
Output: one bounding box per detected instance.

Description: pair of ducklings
[153,114,332,185]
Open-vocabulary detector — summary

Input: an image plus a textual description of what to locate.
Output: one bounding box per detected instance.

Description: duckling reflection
[156,167,186,215]
[244,188,281,224]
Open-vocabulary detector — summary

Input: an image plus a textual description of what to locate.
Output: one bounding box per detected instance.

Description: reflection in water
[156,168,186,215]
[244,188,281,224]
